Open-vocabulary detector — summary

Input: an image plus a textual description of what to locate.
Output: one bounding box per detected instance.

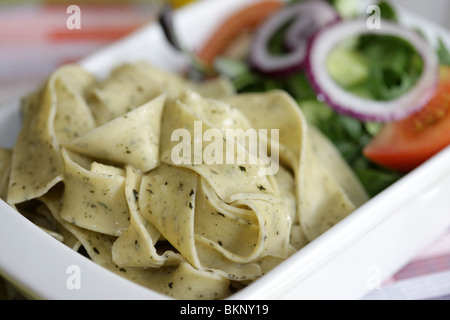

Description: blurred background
[395,0,450,29]
[0,0,449,106]
[0,0,164,105]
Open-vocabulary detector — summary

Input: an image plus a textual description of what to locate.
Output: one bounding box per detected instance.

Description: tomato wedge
[196,0,282,66]
[364,66,450,173]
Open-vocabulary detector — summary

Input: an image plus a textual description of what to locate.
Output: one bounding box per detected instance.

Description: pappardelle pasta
[0,62,368,299]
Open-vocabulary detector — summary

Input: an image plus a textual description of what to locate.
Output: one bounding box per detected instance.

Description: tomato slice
[363,66,450,173]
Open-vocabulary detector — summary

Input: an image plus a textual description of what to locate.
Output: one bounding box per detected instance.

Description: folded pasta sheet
[0,62,368,299]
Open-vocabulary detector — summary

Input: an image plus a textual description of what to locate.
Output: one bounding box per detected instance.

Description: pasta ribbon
[7,65,96,204]
[65,94,165,172]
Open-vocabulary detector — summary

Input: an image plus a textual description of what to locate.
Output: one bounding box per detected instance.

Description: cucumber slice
[326,39,369,89]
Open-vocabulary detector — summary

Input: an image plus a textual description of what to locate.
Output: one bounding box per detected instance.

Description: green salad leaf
[377,1,398,21]
[355,34,424,101]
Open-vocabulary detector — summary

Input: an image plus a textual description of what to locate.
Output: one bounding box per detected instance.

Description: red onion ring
[305,19,439,123]
[249,0,339,76]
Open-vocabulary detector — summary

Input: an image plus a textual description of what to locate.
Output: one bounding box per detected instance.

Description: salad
[160,0,450,197]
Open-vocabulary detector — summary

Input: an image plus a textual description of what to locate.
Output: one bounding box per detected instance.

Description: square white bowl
[1,0,450,300]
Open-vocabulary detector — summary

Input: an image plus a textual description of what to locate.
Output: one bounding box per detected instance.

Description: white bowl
[1,0,450,300]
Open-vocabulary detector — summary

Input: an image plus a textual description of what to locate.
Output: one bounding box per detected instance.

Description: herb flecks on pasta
[0,62,368,300]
